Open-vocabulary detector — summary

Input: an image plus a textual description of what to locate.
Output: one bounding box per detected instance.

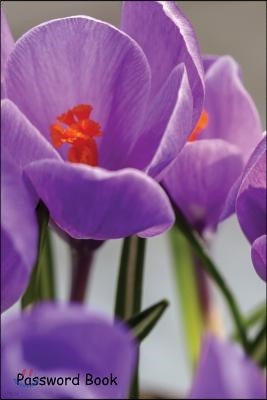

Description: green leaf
[231,303,266,342]
[169,228,203,368]
[249,319,267,368]
[127,299,169,342]
[174,206,249,353]
[21,202,55,309]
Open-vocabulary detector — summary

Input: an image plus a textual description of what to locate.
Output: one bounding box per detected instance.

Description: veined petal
[251,235,266,282]
[2,303,136,399]
[189,334,266,399]
[1,99,61,173]
[163,139,243,233]
[146,66,193,180]
[121,0,204,127]
[1,99,56,312]
[1,155,38,312]
[128,64,193,179]
[25,160,175,240]
[236,137,266,244]
[201,56,262,161]
[4,16,151,170]
[220,133,266,221]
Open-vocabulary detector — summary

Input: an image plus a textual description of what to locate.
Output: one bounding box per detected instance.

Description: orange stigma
[50,104,102,166]
[187,110,209,142]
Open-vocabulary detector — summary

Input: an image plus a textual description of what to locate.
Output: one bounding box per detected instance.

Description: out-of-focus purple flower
[236,137,266,281]
[2,1,205,240]
[1,303,136,399]
[189,334,266,399]
[163,55,262,235]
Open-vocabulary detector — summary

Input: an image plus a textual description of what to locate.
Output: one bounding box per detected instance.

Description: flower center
[187,110,209,142]
[50,104,102,166]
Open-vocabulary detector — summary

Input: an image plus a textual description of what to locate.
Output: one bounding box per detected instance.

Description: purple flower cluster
[1,1,266,399]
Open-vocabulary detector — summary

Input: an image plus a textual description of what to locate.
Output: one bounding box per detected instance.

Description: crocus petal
[189,334,266,399]
[147,66,193,180]
[128,64,193,180]
[25,160,174,240]
[1,100,60,173]
[236,137,266,243]
[4,16,151,170]
[121,0,204,127]
[163,139,243,232]
[2,303,136,399]
[1,8,14,97]
[201,56,262,161]
[251,235,266,281]
[1,155,38,312]
[220,134,266,221]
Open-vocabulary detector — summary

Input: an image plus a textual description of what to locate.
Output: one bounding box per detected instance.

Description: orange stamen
[187,110,209,142]
[72,104,92,120]
[50,104,102,166]
[68,137,98,166]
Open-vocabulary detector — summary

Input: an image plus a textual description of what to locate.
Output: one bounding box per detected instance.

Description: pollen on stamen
[50,104,102,167]
[187,110,209,142]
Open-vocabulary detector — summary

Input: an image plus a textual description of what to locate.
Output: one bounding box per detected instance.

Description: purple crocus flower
[1,96,52,311]
[1,1,204,240]
[189,334,266,399]
[236,136,266,281]
[163,55,262,235]
[1,98,60,313]
[1,302,136,399]
[1,152,37,313]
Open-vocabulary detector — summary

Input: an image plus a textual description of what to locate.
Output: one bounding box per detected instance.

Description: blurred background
[2,1,266,398]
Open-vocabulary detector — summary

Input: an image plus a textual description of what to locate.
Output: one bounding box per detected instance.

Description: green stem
[115,237,146,319]
[114,236,146,399]
[174,207,249,353]
[38,229,55,299]
[69,241,94,303]
[21,203,55,309]
[169,228,203,369]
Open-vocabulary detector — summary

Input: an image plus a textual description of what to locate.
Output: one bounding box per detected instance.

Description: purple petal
[2,303,136,399]
[220,134,266,221]
[1,155,38,312]
[236,137,266,243]
[128,64,193,180]
[4,16,151,170]
[201,56,262,161]
[121,0,204,127]
[219,175,242,222]
[189,334,266,399]
[163,139,243,233]
[1,100,60,174]
[251,235,266,281]
[25,159,174,240]
[1,8,14,97]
